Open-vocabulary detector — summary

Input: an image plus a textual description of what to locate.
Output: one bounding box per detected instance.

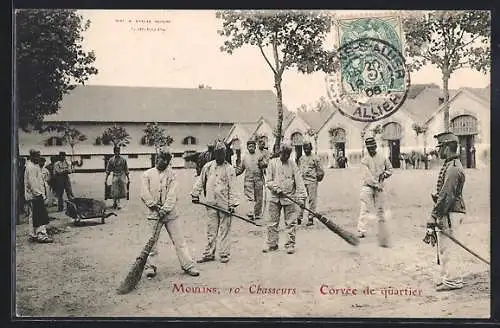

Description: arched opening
[451,115,478,168]
[290,132,304,163]
[329,128,347,168]
[382,122,402,168]
[257,134,269,149]
[45,136,64,146]
[182,136,197,145]
[290,132,304,146]
[232,138,242,166]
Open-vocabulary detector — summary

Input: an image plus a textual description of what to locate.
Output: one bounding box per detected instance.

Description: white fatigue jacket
[265,157,307,205]
[360,152,393,189]
[235,152,264,181]
[191,160,239,208]
[140,167,177,218]
[24,161,45,201]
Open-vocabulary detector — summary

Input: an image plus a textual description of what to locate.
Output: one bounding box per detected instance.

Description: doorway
[451,115,478,169]
[335,142,345,158]
[458,135,476,168]
[388,139,401,168]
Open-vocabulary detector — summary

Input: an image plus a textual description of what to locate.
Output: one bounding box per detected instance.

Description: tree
[402,10,490,131]
[143,122,174,155]
[216,10,338,155]
[102,125,131,148]
[15,10,97,224]
[15,9,98,130]
[40,122,87,161]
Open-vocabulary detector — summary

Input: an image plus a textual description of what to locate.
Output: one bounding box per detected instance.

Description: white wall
[283,116,311,143]
[317,112,365,166]
[425,91,490,167]
[366,109,419,155]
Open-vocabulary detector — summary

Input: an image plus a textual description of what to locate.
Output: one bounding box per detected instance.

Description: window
[182,136,197,145]
[290,132,303,146]
[174,153,183,158]
[382,122,402,140]
[451,115,478,135]
[128,154,138,159]
[81,155,91,159]
[45,136,64,146]
[329,128,346,143]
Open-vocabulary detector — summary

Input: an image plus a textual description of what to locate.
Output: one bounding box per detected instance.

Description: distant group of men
[23,150,74,243]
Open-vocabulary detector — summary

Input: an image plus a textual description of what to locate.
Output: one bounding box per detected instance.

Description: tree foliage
[15,9,98,130]
[143,122,174,154]
[402,10,490,130]
[411,122,428,136]
[40,122,87,156]
[102,125,131,148]
[216,10,338,155]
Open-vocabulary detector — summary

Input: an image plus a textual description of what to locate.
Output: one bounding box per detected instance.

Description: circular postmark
[325,37,410,123]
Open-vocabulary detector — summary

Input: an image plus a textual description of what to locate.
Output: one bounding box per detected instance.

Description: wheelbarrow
[65,197,117,226]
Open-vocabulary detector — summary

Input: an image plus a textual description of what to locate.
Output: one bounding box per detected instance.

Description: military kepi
[365,137,377,148]
[434,132,459,146]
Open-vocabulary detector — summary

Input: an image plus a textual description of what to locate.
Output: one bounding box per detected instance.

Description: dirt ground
[15,165,490,318]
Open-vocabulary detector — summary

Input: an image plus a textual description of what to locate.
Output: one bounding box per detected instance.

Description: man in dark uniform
[53,151,74,211]
[105,146,130,210]
[423,132,467,292]
[196,141,215,176]
[337,151,348,169]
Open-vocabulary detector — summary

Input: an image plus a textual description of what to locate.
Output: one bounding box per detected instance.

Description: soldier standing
[24,150,53,243]
[53,151,74,212]
[356,137,393,247]
[235,138,265,220]
[298,140,325,226]
[423,132,467,292]
[263,143,307,254]
[191,141,240,264]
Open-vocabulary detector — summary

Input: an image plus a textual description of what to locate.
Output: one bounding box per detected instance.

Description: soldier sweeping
[297,140,325,226]
[263,142,307,254]
[191,141,240,264]
[105,146,130,210]
[356,137,393,247]
[235,138,265,220]
[140,150,200,279]
[423,132,467,292]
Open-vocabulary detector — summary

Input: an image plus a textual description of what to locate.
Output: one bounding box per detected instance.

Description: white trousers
[438,212,466,286]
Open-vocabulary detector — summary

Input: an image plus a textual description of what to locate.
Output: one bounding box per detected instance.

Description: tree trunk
[442,74,450,132]
[273,75,284,157]
[314,135,318,155]
[423,131,428,170]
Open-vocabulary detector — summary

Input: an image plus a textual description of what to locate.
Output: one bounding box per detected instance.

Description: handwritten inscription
[114,18,171,32]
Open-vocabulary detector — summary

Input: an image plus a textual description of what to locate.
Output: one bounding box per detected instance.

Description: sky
[78,9,490,111]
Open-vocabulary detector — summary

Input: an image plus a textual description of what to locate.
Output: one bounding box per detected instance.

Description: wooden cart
[65,197,117,225]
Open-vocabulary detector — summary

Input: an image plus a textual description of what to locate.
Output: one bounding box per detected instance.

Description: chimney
[438,97,445,105]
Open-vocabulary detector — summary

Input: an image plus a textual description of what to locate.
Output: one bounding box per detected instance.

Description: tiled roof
[44,85,281,124]
[297,107,335,133]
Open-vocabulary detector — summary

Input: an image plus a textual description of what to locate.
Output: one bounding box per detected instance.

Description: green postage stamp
[325,15,411,122]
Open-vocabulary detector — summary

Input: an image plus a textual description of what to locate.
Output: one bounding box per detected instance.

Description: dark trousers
[54,175,74,210]
[31,197,49,229]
